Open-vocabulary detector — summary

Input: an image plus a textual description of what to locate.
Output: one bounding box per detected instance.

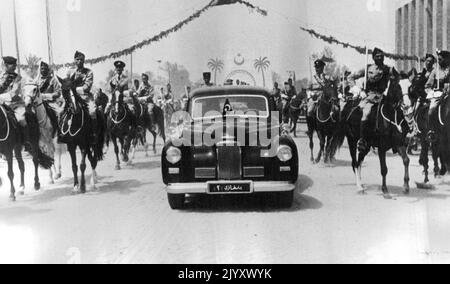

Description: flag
[367,0,381,12]
[67,0,81,12]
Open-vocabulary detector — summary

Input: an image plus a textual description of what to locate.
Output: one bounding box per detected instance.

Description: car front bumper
[166,181,296,194]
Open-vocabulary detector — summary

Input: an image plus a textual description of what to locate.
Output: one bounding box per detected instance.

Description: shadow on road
[129,160,161,170]
[364,184,450,202]
[0,206,51,222]
[182,174,322,213]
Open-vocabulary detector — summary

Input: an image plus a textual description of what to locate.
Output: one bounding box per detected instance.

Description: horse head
[23,82,41,108]
[58,76,79,114]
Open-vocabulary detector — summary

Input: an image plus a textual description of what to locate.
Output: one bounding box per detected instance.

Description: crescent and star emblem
[234,54,245,66]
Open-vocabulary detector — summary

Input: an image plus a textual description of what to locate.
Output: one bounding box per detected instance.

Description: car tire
[276,190,294,208]
[168,194,186,210]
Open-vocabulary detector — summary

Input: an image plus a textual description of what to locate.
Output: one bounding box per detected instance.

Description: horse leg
[68,144,80,194]
[54,140,62,180]
[398,146,411,194]
[378,149,391,199]
[324,134,333,164]
[33,155,41,191]
[14,146,25,195]
[315,131,325,164]
[79,149,87,194]
[87,149,98,191]
[151,130,157,154]
[113,137,121,170]
[356,147,370,195]
[419,136,430,184]
[6,152,16,201]
[431,141,441,178]
[308,130,315,163]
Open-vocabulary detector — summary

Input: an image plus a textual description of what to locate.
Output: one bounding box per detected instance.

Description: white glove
[76,87,84,95]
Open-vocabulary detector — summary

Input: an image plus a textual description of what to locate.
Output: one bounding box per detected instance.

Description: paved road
[1,124,450,264]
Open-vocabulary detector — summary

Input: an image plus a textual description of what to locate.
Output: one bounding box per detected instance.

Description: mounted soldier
[348,47,392,152]
[425,50,450,141]
[35,61,62,107]
[67,51,100,143]
[136,73,155,103]
[0,56,24,126]
[306,59,338,119]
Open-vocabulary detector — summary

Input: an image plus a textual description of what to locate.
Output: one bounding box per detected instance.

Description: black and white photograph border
[0,0,450,265]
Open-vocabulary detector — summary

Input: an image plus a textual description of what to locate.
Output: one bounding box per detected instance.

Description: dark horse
[0,104,54,201]
[431,92,450,176]
[106,91,134,170]
[58,78,105,193]
[306,86,340,164]
[289,90,306,138]
[129,98,166,158]
[147,102,166,153]
[330,74,411,199]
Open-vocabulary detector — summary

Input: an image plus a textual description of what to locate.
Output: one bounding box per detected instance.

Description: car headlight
[277,145,293,162]
[166,147,182,164]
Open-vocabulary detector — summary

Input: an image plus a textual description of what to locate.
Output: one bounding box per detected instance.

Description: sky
[0,0,399,86]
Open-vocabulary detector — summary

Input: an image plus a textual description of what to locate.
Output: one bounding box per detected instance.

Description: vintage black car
[161,86,299,209]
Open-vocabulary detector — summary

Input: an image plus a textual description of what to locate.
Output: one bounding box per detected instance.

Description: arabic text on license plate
[209,183,251,193]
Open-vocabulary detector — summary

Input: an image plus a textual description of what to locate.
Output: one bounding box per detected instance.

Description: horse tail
[23,111,54,169]
[329,108,349,158]
[36,149,54,169]
[43,101,59,138]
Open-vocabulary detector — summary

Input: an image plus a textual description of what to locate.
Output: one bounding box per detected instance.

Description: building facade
[395,0,450,71]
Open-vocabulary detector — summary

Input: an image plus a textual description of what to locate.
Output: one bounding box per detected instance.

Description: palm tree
[254,56,270,87]
[207,58,224,84]
[24,54,42,79]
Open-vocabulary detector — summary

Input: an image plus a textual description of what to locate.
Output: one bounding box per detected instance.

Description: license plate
[208,182,252,194]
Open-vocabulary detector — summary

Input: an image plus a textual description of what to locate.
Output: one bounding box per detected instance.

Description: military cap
[74,51,85,59]
[314,59,326,68]
[372,47,384,57]
[114,60,126,69]
[3,56,17,65]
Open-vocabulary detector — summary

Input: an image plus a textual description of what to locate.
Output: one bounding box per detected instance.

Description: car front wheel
[168,193,186,210]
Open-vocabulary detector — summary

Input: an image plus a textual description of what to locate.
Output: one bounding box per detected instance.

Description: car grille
[243,167,265,178]
[195,168,216,179]
[217,146,241,180]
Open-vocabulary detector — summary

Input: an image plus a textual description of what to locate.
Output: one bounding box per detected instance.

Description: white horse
[23,83,62,186]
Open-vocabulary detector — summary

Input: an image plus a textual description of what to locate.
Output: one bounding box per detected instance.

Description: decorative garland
[47,0,267,70]
[300,27,420,62]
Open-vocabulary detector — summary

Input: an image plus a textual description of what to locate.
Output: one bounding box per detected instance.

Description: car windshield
[191,95,269,119]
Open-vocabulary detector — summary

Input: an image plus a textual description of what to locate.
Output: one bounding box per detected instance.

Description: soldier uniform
[425,50,450,138]
[307,60,335,118]
[35,62,62,107]
[136,74,155,103]
[349,48,392,150]
[0,56,24,126]
[68,51,98,142]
